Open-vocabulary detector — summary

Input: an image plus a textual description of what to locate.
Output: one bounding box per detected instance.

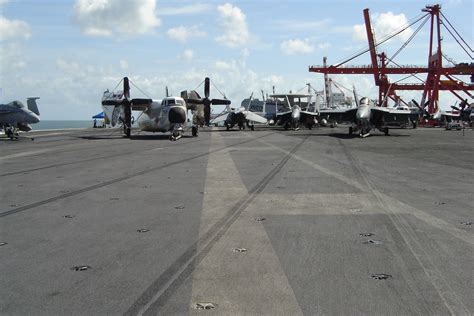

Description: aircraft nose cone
[292,109,300,119]
[356,107,370,121]
[30,112,40,124]
[169,107,186,124]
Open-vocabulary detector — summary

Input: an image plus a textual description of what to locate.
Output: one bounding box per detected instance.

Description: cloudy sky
[0,0,472,119]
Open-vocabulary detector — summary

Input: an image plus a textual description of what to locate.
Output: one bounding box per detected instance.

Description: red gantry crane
[309,4,474,114]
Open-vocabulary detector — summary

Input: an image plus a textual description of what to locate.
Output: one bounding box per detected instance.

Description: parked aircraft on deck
[102,77,230,140]
[319,97,413,137]
[0,98,40,140]
[211,93,268,130]
[273,93,319,130]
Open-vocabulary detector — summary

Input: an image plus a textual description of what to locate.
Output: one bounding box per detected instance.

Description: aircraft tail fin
[27,97,40,115]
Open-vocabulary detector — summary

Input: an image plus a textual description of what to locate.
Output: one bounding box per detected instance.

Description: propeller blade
[123,77,130,100]
[204,77,210,99]
[204,104,211,125]
[102,100,123,106]
[131,98,152,105]
[211,98,231,105]
[411,99,421,109]
[451,106,460,111]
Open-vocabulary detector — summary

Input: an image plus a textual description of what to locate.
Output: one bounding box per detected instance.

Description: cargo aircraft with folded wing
[102,77,230,140]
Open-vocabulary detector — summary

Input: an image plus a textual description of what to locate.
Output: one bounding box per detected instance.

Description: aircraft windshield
[9,101,25,109]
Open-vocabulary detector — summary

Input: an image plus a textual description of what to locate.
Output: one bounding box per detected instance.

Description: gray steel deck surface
[1,127,472,315]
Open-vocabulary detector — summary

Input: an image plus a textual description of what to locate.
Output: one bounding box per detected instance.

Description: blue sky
[1,0,472,119]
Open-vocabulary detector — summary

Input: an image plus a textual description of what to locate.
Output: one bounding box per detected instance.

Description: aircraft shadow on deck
[76,134,197,140]
[280,131,410,139]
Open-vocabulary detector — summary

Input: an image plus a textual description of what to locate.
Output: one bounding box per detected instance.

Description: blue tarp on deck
[92,112,104,119]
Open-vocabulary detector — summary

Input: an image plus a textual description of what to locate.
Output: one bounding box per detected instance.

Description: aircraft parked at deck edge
[0,98,40,140]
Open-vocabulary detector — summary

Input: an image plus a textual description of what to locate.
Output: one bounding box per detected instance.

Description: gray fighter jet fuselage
[273,94,319,130]
[319,97,413,137]
[0,98,40,139]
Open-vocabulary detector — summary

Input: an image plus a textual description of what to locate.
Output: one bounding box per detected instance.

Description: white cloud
[0,42,27,73]
[0,16,31,41]
[215,60,233,71]
[352,11,413,43]
[280,39,314,55]
[166,25,206,43]
[56,58,81,74]
[179,49,194,61]
[158,4,212,15]
[276,18,332,31]
[120,60,129,70]
[318,42,331,50]
[0,0,9,6]
[215,3,249,48]
[73,0,161,37]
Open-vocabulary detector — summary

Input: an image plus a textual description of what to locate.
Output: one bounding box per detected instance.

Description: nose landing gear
[170,124,184,141]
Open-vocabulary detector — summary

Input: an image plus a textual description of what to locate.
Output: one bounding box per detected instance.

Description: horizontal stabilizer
[245,111,267,124]
[211,113,229,124]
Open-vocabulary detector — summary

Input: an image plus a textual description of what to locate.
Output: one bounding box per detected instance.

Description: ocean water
[34,120,94,130]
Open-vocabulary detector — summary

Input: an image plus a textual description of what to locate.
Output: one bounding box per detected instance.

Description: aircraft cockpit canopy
[163,98,185,106]
[8,101,25,109]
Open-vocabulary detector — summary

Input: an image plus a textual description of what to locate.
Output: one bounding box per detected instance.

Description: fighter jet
[211,93,268,130]
[273,93,319,130]
[319,97,412,137]
[0,98,40,139]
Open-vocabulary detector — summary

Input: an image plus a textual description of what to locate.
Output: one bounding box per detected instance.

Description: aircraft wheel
[6,129,14,139]
[226,124,230,131]
[192,126,198,137]
[251,125,255,131]
[349,127,353,135]
[124,125,131,138]
[384,127,389,136]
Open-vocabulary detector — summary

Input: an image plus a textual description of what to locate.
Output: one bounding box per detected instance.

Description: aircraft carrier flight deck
[1,127,473,315]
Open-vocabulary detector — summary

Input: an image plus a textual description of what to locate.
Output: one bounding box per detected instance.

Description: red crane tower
[309,4,474,114]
